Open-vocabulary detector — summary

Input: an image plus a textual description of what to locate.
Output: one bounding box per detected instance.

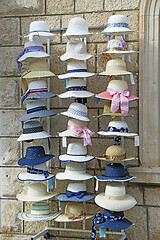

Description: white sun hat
[17,183,57,201]
[60,40,92,61]
[63,17,92,37]
[58,79,94,99]
[61,102,90,122]
[56,162,93,180]
[58,60,95,79]
[95,182,137,211]
[102,15,134,35]
[58,142,95,163]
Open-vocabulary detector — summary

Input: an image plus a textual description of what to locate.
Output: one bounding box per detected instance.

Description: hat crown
[107,59,126,68]
[29,59,49,71]
[65,202,84,216]
[103,209,124,217]
[26,100,46,110]
[23,120,43,129]
[28,81,47,90]
[67,142,87,156]
[66,40,86,54]
[107,39,127,50]
[30,21,50,32]
[24,39,43,48]
[67,102,88,116]
[27,183,48,197]
[67,183,87,192]
[31,201,50,215]
[31,163,47,171]
[67,61,87,71]
[65,162,86,173]
[67,119,87,128]
[105,182,126,199]
[108,120,128,132]
[66,17,88,34]
[106,145,126,158]
[105,163,125,177]
[25,146,46,159]
[108,80,128,92]
[108,15,128,24]
[67,79,86,88]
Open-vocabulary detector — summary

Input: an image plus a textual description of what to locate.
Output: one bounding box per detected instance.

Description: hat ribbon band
[107,22,128,28]
[92,212,105,240]
[22,88,48,102]
[67,125,94,146]
[105,193,125,200]
[23,126,44,134]
[107,215,125,221]
[27,106,47,114]
[16,46,44,72]
[27,167,50,178]
[67,211,85,220]
[67,69,87,73]
[107,126,128,133]
[107,88,130,116]
[67,86,87,91]
[68,107,88,118]
[66,190,87,199]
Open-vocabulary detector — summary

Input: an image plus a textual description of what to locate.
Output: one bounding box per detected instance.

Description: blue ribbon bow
[92,213,106,240]
[66,190,87,199]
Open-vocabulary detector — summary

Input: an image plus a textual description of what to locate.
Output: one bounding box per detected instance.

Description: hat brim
[27,32,56,40]
[58,91,94,99]
[17,172,55,181]
[56,172,93,181]
[63,32,92,37]
[19,110,57,122]
[18,211,61,221]
[57,193,96,202]
[99,70,132,76]
[103,50,138,55]
[95,193,137,211]
[18,154,54,166]
[16,192,57,202]
[96,216,133,230]
[58,72,95,79]
[60,53,92,61]
[17,131,50,141]
[54,213,93,222]
[61,111,90,122]
[18,52,50,62]
[97,131,138,137]
[21,92,56,101]
[95,175,135,182]
[102,28,134,35]
[97,156,135,162]
[22,71,56,79]
[97,112,132,118]
[58,154,94,163]
[96,91,139,101]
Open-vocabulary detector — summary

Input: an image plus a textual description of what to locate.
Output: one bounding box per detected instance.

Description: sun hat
[21,81,56,102]
[97,145,135,162]
[60,40,92,61]
[18,201,61,221]
[97,103,132,118]
[102,15,134,35]
[61,102,90,122]
[58,143,95,162]
[99,59,132,76]
[17,120,50,142]
[56,162,93,180]
[26,21,56,41]
[96,80,139,116]
[103,39,137,54]
[22,59,55,79]
[58,61,95,79]
[17,182,57,201]
[95,182,137,211]
[55,202,93,222]
[98,120,138,137]
[63,17,92,37]
[58,79,94,99]
[57,183,95,202]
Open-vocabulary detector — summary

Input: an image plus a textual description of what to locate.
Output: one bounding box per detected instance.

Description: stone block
[144,187,160,206]
[46,0,74,14]
[75,0,103,12]
[126,183,144,205]
[0,234,33,240]
[148,207,160,239]
[105,0,139,11]
[1,199,22,233]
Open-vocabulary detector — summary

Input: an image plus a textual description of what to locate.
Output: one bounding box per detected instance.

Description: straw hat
[63,17,92,37]
[18,201,61,221]
[95,182,137,211]
[99,59,132,76]
[60,40,92,61]
[17,183,57,201]
[103,39,137,54]
[22,59,55,79]
[55,202,93,222]
[102,15,134,35]
[97,145,135,162]
[97,103,132,118]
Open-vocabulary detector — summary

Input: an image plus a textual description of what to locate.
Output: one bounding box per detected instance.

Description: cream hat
[103,39,137,54]
[95,182,137,211]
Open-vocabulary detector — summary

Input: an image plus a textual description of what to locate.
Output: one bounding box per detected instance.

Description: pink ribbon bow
[67,125,94,146]
[107,87,130,116]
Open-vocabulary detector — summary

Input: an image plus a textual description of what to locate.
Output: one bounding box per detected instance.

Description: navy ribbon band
[66,190,87,199]
[27,167,50,179]
[27,106,47,114]
[23,126,44,134]
[67,69,88,74]
[67,86,87,91]
[108,126,128,133]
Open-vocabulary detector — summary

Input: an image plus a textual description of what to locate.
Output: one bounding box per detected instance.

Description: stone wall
[0,0,160,239]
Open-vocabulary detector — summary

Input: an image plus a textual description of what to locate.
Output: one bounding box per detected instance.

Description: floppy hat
[21,81,56,102]
[17,120,50,142]
[102,15,134,35]
[17,182,57,201]
[17,162,54,181]
[103,39,137,54]
[57,183,95,202]
[61,102,90,122]
[95,182,137,211]
[63,17,92,37]
[55,202,93,222]
[58,61,95,79]
[60,40,92,61]
[18,201,61,222]
[56,162,93,180]
[58,143,95,162]
[18,146,54,166]
[97,103,132,118]
[22,59,55,79]
[19,100,56,122]
[26,21,56,41]
[58,79,94,99]
[97,145,135,162]
[98,120,138,137]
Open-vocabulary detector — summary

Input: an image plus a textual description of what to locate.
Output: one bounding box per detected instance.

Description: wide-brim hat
[59,154,94,163]
[102,27,134,35]
[17,172,54,181]
[27,32,56,40]
[17,130,50,141]
[103,50,137,55]
[57,193,95,202]
[96,91,138,101]
[100,69,132,76]
[22,92,56,101]
[19,109,56,122]
[61,110,90,122]
[55,213,93,222]
[18,211,61,221]
[97,155,135,162]
[97,131,138,137]
[59,91,94,99]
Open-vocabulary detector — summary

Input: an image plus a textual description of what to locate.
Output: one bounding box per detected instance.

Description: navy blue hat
[95,163,135,182]
[18,146,54,166]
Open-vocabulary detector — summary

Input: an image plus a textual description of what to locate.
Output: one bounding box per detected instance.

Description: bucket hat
[95,182,137,211]
[18,146,54,166]
[18,201,61,221]
[58,61,95,79]
[102,15,134,35]
[97,103,132,118]
[61,102,90,122]
[17,162,54,181]
[55,202,93,222]
[17,183,57,201]
[17,120,50,142]
[57,183,95,202]
[97,145,135,162]
[56,162,93,180]
[58,143,95,162]
[26,21,56,41]
[58,79,94,99]
[19,100,56,122]
[63,17,92,37]
[22,59,55,79]
[21,81,56,102]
